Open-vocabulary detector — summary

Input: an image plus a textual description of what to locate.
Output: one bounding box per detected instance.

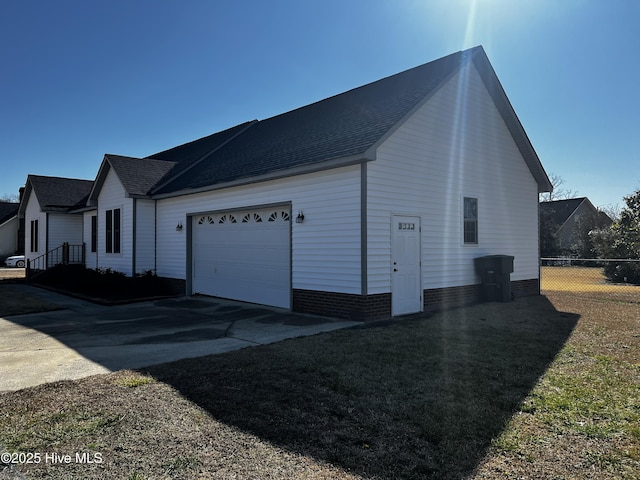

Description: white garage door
[192,206,291,308]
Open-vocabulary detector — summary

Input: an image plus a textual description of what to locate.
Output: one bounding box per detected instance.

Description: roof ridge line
[252,48,479,127]
[149,119,259,195]
[27,173,94,182]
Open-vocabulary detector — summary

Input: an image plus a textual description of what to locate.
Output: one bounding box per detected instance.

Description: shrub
[33,265,173,300]
[603,262,640,285]
[592,189,640,284]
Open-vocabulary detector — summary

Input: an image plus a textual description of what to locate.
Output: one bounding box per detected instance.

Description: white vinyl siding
[156,165,362,294]
[24,190,83,267]
[367,62,539,294]
[0,216,18,258]
[134,199,156,274]
[97,168,133,276]
[24,191,46,265]
[46,213,83,267]
[48,213,83,250]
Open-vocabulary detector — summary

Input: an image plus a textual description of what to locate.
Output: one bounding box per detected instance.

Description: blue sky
[1,0,638,210]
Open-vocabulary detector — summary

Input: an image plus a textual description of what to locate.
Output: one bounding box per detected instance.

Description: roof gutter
[68,205,97,214]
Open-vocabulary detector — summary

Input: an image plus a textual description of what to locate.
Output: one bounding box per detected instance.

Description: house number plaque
[398,223,415,230]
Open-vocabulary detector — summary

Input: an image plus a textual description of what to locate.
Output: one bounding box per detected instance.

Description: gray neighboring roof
[540,197,613,230]
[0,202,19,225]
[22,175,94,213]
[540,198,588,227]
[152,45,551,196]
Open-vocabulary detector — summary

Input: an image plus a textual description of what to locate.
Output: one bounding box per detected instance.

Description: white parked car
[4,255,25,268]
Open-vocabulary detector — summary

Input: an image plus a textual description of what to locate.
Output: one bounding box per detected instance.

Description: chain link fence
[541,258,640,303]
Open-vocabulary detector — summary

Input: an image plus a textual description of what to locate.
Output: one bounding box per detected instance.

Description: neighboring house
[0,202,20,260]
[540,197,613,255]
[19,175,94,268]
[21,46,552,319]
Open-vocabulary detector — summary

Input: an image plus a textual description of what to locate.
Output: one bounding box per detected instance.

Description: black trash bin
[474,255,514,302]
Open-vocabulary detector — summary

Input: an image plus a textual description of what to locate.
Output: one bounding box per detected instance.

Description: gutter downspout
[154,200,157,274]
[360,163,368,299]
[132,198,137,276]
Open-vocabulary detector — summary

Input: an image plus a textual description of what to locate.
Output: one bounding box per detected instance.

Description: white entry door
[192,207,291,308]
[391,215,422,316]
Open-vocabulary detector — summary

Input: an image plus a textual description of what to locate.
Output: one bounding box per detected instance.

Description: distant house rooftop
[0,202,19,225]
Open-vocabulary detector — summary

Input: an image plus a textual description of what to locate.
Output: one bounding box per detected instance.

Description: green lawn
[0,293,638,479]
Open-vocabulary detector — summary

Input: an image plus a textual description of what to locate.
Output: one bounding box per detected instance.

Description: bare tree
[0,193,19,203]
[539,173,579,202]
[599,203,621,222]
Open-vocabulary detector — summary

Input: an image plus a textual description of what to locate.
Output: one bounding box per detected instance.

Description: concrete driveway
[0,285,359,392]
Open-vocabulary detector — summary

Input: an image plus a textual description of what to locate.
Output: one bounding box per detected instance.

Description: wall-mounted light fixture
[295,211,305,224]
[176,223,183,231]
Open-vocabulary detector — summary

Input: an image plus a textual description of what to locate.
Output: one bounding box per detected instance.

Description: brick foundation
[292,278,540,321]
[293,289,391,321]
[423,284,483,312]
[157,277,187,296]
[511,278,540,297]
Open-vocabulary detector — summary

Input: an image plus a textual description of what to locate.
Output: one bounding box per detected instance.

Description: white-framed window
[90,215,97,253]
[463,197,478,244]
[30,219,38,252]
[105,208,121,254]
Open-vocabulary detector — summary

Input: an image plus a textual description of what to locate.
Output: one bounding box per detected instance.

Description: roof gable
[107,155,178,197]
[88,154,179,202]
[470,49,552,193]
[21,175,94,213]
[540,197,589,227]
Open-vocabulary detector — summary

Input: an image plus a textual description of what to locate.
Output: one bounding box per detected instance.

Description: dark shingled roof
[105,154,177,197]
[89,46,549,198]
[28,175,94,212]
[540,198,589,228]
[146,121,256,186]
[0,202,19,225]
[95,121,256,198]
[154,48,475,195]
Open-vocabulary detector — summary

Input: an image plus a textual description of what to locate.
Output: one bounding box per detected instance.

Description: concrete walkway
[0,285,359,392]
